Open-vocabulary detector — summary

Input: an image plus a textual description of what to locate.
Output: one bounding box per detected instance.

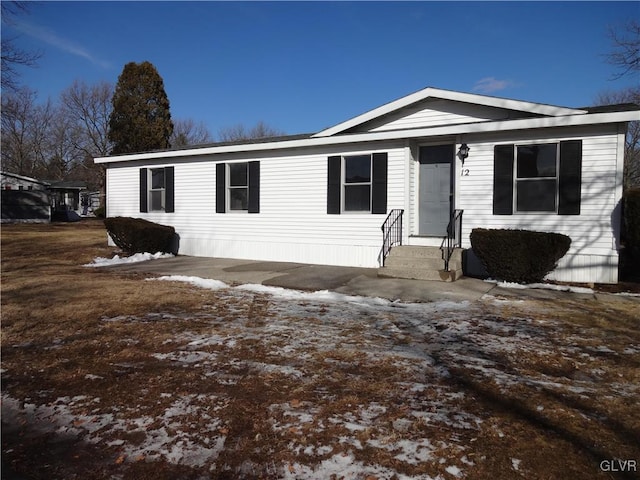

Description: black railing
[441,209,463,271]
[378,209,404,266]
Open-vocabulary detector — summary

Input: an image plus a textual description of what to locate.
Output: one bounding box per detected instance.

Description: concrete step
[388,245,463,261]
[378,266,464,282]
[384,255,462,272]
[379,246,464,282]
[388,245,441,259]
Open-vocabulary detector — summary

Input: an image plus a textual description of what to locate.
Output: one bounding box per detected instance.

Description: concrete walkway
[106,255,617,304]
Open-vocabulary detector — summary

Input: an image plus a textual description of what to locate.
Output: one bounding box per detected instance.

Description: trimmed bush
[104,217,176,254]
[470,228,571,284]
[93,206,105,218]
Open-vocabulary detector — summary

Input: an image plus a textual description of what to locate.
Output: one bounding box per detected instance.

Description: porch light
[458,143,470,163]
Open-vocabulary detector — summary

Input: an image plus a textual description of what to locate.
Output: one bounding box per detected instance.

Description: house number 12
[461,169,470,176]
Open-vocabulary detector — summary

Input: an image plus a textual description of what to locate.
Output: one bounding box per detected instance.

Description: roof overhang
[48,185,87,191]
[311,87,588,138]
[1,171,51,186]
[95,109,639,165]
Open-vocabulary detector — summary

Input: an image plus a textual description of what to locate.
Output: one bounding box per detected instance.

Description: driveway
[107,255,609,304]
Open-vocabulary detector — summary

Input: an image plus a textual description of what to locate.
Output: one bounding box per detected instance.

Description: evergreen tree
[108,61,173,155]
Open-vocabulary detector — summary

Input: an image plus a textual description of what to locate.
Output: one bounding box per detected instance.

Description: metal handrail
[441,209,463,271]
[378,209,404,266]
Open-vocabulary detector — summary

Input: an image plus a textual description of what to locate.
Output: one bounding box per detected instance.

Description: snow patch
[236,283,393,307]
[614,291,640,297]
[283,452,441,480]
[445,465,463,477]
[84,252,173,267]
[149,275,229,291]
[486,279,594,294]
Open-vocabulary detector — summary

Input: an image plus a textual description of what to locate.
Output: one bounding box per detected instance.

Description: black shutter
[140,168,148,213]
[558,140,582,215]
[327,156,341,214]
[493,145,514,215]
[164,166,175,213]
[371,152,388,214]
[216,163,226,213]
[248,161,260,213]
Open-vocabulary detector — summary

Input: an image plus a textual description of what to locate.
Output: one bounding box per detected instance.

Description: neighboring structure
[1,172,51,223]
[47,180,87,214]
[82,191,103,215]
[1,171,88,222]
[1,171,50,191]
[95,87,640,284]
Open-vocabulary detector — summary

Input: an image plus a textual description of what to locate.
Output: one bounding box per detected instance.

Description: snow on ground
[3,274,636,478]
[484,278,595,294]
[83,252,174,267]
[150,275,229,291]
[149,274,466,311]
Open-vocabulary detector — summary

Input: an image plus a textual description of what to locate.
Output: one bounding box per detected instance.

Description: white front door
[418,145,453,236]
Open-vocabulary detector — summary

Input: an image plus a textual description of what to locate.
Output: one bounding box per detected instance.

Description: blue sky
[4,1,639,137]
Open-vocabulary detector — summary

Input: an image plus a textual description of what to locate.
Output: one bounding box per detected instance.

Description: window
[327,153,387,214]
[515,144,558,212]
[493,141,582,216]
[216,161,260,214]
[139,167,174,213]
[149,168,166,211]
[344,155,372,211]
[228,163,249,211]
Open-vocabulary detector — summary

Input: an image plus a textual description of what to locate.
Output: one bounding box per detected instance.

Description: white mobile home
[95,87,639,284]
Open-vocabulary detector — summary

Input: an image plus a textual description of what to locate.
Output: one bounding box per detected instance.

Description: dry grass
[1,221,639,479]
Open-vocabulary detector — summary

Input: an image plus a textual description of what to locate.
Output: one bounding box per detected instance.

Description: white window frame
[149,168,166,212]
[342,154,373,213]
[227,162,249,212]
[514,142,559,213]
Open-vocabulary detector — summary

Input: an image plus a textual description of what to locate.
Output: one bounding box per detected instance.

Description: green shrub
[470,228,571,284]
[104,217,176,254]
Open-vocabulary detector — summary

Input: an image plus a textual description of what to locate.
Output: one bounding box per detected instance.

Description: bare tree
[44,106,85,180]
[603,20,640,189]
[59,80,113,191]
[1,2,41,92]
[1,88,53,178]
[170,118,213,147]
[218,120,285,142]
[606,20,640,80]
[60,80,113,158]
[596,87,640,189]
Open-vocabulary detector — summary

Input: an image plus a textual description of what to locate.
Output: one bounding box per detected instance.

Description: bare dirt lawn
[1,221,639,479]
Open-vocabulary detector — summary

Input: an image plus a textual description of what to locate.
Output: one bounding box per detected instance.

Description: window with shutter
[141,166,174,213]
[493,141,582,215]
[327,153,387,214]
[216,162,260,213]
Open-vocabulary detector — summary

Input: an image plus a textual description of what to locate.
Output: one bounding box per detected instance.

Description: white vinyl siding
[106,143,406,268]
[457,125,622,283]
[362,99,532,133]
[104,112,626,284]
